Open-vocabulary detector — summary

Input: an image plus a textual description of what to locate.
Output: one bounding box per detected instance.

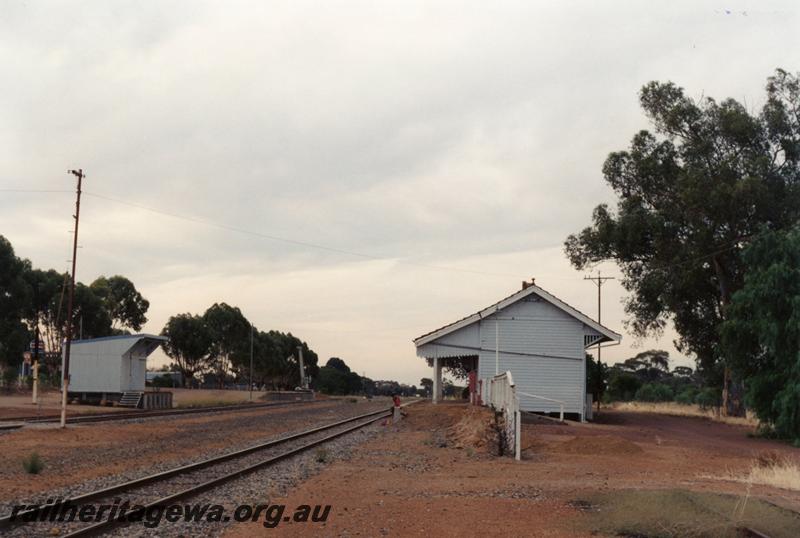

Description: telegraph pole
[61,169,83,428]
[32,283,40,405]
[297,345,306,389]
[584,271,615,365]
[249,323,254,401]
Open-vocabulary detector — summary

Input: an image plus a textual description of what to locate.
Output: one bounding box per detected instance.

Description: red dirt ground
[225,402,800,537]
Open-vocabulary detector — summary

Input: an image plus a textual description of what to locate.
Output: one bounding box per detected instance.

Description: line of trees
[0,235,150,386]
[313,357,418,397]
[566,69,800,441]
[587,350,720,410]
[0,234,321,392]
[160,306,319,390]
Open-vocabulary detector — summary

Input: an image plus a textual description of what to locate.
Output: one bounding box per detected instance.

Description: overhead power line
[5,186,761,281]
[81,191,531,279]
[5,186,559,279]
[0,188,74,193]
[5,186,772,282]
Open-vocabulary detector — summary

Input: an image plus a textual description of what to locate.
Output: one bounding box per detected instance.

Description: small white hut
[64,334,170,408]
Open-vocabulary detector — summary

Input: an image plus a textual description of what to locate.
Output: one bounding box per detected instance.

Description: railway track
[0,399,316,425]
[0,405,394,537]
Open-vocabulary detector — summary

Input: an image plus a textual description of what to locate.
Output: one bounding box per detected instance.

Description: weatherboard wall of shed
[67,339,147,393]
[478,351,584,414]
[478,296,586,415]
[415,322,480,359]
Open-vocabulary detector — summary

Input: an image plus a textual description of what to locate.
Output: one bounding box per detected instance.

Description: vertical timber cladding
[478,295,585,416]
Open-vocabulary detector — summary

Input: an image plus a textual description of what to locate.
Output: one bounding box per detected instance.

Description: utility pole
[495,320,499,375]
[249,323,254,401]
[61,169,83,428]
[296,345,306,390]
[584,270,615,366]
[32,283,40,405]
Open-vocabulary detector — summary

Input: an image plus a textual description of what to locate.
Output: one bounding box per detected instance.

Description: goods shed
[414,280,621,421]
[64,334,171,408]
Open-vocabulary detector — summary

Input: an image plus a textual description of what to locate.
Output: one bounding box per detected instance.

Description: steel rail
[0,406,392,533]
[0,399,315,425]
[65,412,391,537]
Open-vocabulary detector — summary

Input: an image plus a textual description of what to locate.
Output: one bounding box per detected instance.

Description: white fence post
[487,371,520,460]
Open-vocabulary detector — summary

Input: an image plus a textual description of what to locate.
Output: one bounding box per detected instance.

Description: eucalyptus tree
[565,69,800,415]
[721,226,800,440]
[161,313,212,387]
[204,303,251,388]
[0,236,29,369]
[90,275,150,332]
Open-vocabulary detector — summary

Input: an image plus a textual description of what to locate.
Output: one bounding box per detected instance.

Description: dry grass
[174,398,247,409]
[447,406,497,454]
[610,401,759,427]
[170,388,255,406]
[714,451,800,492]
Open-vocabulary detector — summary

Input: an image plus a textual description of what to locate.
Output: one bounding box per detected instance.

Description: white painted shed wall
[477,297,586,416]
[67,338,150,393]
[416,284,621,421]
[436,322,480,348]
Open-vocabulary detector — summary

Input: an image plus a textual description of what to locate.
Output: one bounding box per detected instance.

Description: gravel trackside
[0,399,390,515]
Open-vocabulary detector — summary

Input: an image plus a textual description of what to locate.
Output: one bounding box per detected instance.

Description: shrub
[22,452,44,474]
[695,387,721,410]
[150,375,175,388]
[315,448,328,463]
[653,384,674,402]
[635,383,673,402]
[607,373,641,401]
[635,384,657,402]
[675,389,695,405]
[2,368,17,388]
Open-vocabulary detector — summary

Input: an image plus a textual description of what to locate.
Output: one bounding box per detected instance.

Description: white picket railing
[487,371,521,460]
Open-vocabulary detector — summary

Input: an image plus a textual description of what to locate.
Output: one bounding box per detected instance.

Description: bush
[150,375,175,388]
[22,452,44,474]
[695,387,721,410]
[675,388,697,405]
[653,384,674,401]
[607,373,642,401]
[2,368,17,389]
[635,383,673,402]
[634,384,656,402]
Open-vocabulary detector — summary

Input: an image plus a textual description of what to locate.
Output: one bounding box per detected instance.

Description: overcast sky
[1,1,798,385]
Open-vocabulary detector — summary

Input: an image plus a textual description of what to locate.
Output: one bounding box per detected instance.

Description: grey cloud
[2,0,798,383]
